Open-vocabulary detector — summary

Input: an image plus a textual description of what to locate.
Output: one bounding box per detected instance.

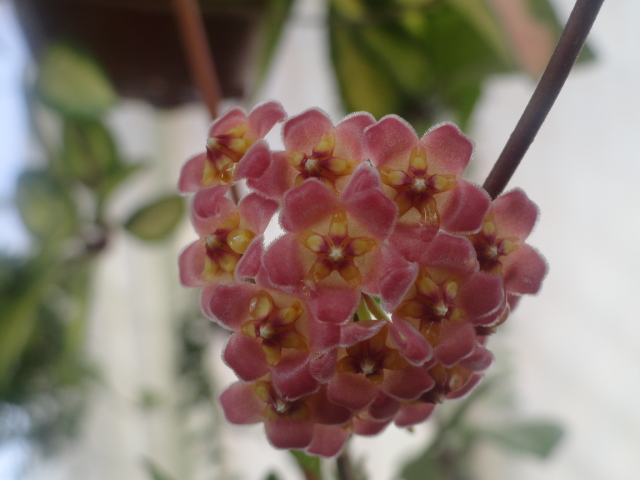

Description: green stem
[363,294,390,322]
[482,0,605,198]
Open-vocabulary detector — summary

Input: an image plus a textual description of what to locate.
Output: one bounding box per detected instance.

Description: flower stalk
[483,0,605,198]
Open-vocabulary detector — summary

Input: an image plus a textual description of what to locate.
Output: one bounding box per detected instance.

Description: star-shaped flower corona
[178,101,286,193]
[176,102,547,458]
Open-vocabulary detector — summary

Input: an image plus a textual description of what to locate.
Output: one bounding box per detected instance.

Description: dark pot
[14,0,270,106]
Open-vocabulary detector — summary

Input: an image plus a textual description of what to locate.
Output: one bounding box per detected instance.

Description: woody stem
[482,0,604,199]
[171,0,240,204]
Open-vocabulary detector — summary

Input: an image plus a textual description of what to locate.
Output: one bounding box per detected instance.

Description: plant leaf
[36,43,117,119]
[477,420,564,459]
[15,170,78,241]
[142,457,177,480]
[289,450,322,480]
[62,119,120,188]
[124,195,185,242]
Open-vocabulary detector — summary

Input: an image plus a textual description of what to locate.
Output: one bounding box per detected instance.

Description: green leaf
[329,17,405,118]
[16,170,78,241]
[264,473,282,480]
[124,195,185,242]
[399,445,449,480]
[142,458,177,480]
[478,420,564,459]
[36,43,117,119]
[254,0,295,87]
[62,119,119,188]
[289,450,322,480]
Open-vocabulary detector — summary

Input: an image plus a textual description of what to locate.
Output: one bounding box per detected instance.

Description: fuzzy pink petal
[434,322,476,367]
[342,163,383,198]
[378,249,419,311]
[272,352,319,401]
[262,234,306,293]
[246,100,286,138]
[283,108,334,153]
[388,223,437,263]
[340,320,386,348]
[308,317,341,353]
[503,244,548,295]
[440,180,491,234]
[446,374,483,400]
[202,282,257,329]
[235,235,264,280]
[208,107,246,137]
[328,372,378,411]
[459,343,494,372]
[238,193,279,233]
[219,382,263,424]
[368,393,400,422]
[179,240,205,287]
[342,169,398,240]
[419,232,478,272]
[457,272,507,326]
[178,152,207,193]
[190,185,235,236]
[306,425,350,458]
[265,417,314,450]
[309,348,338,382]
[364,115,418,168]
[281,179,340,232]
[381,366,435,401]
[394,402,435,428]
[308,285,360,325]
[419,122,473,177]
[235,139,271,180]
[352,417,391,436]
[334,112,376,160]
[309,387,352,425]
[247,151,293,201]
[389,317,433,366]
[223,333,268,381]
[492,188,539,240]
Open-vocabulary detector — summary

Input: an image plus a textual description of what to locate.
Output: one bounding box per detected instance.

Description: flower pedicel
[178,101,547,456]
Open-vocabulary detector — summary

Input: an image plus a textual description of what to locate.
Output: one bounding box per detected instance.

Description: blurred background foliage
[1,0,584,478]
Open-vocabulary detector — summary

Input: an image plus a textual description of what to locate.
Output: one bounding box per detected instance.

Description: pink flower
[178,101,285,193]
[248,108,375,201]
[365,116,491,261]
[467,188,548,297]
[220,381,351,450]
[178,186,278,287]
[388,233,506,367]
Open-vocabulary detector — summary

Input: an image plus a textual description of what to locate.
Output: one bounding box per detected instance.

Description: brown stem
[337,450,359,480]
[482,0,604,199]
[171,0,241,203]
[171,0,222,117]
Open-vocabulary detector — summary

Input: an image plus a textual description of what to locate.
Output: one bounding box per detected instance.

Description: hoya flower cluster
[178,101,547,456]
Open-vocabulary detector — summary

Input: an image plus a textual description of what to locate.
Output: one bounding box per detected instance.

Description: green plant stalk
[482,0,605,198]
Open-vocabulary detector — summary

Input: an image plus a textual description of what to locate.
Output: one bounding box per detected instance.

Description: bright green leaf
[124,195,185,242]
[36,43,117,119]
[479,420,564,459]
[16,170,78,241]
[289,450,322,479]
